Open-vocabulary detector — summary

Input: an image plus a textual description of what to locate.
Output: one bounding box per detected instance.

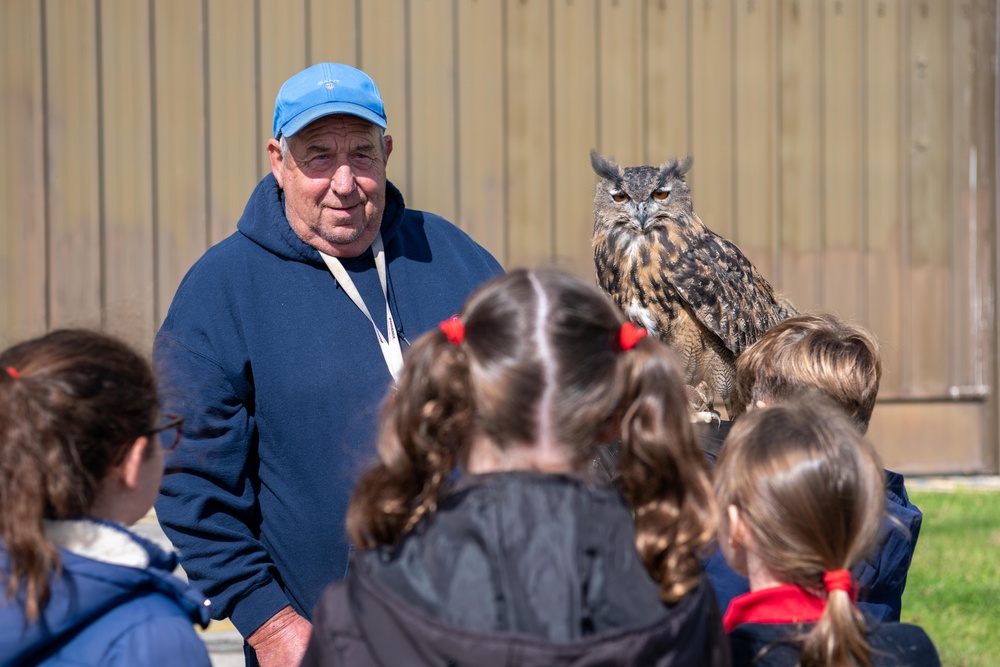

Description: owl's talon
[692,410,721,426]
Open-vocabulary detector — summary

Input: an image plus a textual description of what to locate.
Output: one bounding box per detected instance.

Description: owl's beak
[636,203,648,229]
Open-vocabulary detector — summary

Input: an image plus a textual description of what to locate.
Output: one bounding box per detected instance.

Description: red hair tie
[439,316,465,345]
[823,569,856,601]
[5,367,19,380]
[619,322,647,351]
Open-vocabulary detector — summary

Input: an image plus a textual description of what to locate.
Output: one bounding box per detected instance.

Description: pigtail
[347,330,474,548]
[615,338,716,603]
[801,586,872,667]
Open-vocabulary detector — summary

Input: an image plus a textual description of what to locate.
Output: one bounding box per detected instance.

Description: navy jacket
[729,621,940,666]
[703,467,923,622]
[154,174,503,638]
[302,472,730,667]
[0,521,210,666]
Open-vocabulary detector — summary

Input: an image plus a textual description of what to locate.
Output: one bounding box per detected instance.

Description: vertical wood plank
[778,0,822,311]
[645,0,691,163]
[45,0,102,330]
[505,0,552,268]
[864,0,904,396]
[690,0,733,239]
[408,1,458,221]
[821,0,864,320]
[258,0,307,175]
[967,0,998,470]
[947,0,976,393]
[359,1,409,198]
[309,0,358,66]
[100,0,155,347]
[0,0,47,345]
[456,0,506,262]
[948,1,996,396]
[207,0,259,246]
[907,0,950,394]
[153,0,208,323]
[733,0,778,282]
[597,0,643,166]
[552,0,597,278]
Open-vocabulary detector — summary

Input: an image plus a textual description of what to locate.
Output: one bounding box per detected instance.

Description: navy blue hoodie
[0,520,210,666]
[154,174,503,639]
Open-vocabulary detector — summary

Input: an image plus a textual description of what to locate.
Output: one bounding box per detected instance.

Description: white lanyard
[319,232,403,380]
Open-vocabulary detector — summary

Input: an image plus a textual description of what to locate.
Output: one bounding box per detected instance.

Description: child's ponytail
[615,337,716,603]
[801,570,872,667]
[347,327,474,548]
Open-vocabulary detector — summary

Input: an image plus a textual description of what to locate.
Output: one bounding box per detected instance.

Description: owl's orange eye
[611,192,629,203]
[652,189,670,201]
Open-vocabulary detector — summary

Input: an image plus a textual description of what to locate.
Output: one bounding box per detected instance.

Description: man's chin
[320,226,379,258]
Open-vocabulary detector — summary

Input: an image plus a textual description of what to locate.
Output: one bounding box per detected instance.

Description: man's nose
[330,163,356,194]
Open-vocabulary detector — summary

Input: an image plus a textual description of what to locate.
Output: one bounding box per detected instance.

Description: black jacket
[729,621,940,667]
[302,472,730,666]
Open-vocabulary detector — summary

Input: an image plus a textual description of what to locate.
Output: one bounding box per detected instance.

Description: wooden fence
[1,0,997,472]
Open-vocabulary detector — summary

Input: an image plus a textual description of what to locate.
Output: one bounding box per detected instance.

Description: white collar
[44,519,150,569]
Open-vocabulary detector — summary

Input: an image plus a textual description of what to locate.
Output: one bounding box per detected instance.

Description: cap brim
[278,102,387,138]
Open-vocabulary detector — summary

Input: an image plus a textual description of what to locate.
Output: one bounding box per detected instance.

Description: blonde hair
[715,396,886,666]
[735,312,881,432]
[347,268,716,603]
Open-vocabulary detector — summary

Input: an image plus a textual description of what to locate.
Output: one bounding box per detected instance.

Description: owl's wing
[664,222,791,355]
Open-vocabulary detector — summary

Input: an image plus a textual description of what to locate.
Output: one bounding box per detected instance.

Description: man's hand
[246,605,312,667]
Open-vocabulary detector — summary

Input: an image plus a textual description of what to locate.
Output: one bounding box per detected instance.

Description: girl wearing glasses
[0,329,211,666]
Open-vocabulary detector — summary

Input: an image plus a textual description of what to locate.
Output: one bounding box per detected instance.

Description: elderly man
[154,63,503,666]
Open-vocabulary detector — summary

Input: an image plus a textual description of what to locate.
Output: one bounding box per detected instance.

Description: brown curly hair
[347,268,716,603]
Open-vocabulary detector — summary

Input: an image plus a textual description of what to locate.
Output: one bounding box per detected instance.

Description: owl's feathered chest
[593,228,688,337]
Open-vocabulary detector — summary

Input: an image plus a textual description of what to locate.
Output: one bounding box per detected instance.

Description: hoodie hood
[0,520,210,666]
[853,469,923,620]
[307,473,729,667]
[235,173,406,264]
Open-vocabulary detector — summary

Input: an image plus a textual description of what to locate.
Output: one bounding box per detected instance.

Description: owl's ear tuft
[590,149,623,184]
[678,155,693,177]
[658,155,694,181]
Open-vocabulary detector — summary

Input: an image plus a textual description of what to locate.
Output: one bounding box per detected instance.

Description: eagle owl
[591,150,796,419]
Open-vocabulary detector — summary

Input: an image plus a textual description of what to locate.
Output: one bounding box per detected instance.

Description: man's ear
[115,436,150,491]
[383,134,393,164]
[267,138,285,187]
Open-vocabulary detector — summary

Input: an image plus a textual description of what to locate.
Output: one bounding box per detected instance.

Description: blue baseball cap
[272,63,387,138]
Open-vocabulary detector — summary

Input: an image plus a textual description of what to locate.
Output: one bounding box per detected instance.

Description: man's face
[268,115,392,258]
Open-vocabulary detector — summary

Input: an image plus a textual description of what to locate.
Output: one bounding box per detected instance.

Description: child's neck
[745,550,787,592]
[464,436,574,475]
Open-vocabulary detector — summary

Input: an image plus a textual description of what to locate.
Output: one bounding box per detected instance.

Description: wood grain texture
[45,0,102,331]
[553,0,597,279]
[100,0,155,347]
[0,0,47,345]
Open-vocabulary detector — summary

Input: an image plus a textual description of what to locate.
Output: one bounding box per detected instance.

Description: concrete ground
[136,474,1000,666]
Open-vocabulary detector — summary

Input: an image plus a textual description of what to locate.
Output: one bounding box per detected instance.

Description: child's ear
[727,504,750,548]
[114,436,150,490]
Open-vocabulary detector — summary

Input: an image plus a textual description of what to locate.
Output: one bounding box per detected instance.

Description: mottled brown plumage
[590,150,796,418]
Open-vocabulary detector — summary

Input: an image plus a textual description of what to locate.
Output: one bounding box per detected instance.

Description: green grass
[901,490,1000,667]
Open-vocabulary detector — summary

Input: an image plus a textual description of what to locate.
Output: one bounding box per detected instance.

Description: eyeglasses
[145,414,184,451]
